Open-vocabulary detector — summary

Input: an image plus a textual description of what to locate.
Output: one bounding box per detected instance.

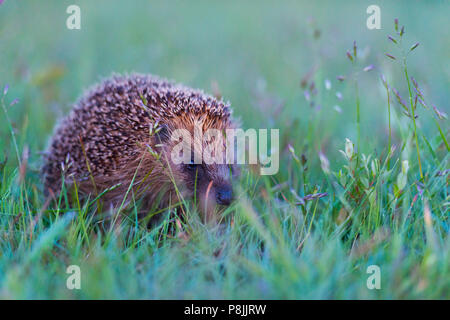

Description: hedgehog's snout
[215,184,233,206]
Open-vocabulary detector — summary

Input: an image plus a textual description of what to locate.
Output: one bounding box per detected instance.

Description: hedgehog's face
[180,161,239,221]
[175,143,239,223]
[158,117,239,222]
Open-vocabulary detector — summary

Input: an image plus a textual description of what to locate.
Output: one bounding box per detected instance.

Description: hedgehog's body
[42,73,238,221]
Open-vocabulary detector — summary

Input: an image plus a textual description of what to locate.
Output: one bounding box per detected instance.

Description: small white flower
[304,90,311,101]
[401,160,409,175]
[319,152,330,174]
[371,159,378,176]
[397,160,409,190]
[345,138,354,159]
[288,144,295,154]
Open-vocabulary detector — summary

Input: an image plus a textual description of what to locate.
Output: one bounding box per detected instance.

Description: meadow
[0,0,448,299]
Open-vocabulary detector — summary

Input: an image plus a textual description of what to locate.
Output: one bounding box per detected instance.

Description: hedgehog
[42,73,239,222]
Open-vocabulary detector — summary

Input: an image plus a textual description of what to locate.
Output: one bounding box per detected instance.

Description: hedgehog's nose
[216,185,233,206]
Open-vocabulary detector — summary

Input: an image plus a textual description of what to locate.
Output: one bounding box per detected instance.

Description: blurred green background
[1,0,448,168]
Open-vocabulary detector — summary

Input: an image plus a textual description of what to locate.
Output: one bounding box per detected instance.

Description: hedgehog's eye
[184,161,205,181]
[186,162,197,171]
[185,160,199,172]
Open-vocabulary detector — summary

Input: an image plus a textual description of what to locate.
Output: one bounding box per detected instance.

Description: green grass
[0,0,448,299]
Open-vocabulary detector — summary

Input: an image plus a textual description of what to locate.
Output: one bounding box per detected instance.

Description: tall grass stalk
[382,76,392,170]
[355,80,361,169]
[403,62,423,180]
[1,92,21,167]
[386,87,392,170]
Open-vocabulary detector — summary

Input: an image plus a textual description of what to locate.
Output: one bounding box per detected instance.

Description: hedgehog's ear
[155,124,170,143]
